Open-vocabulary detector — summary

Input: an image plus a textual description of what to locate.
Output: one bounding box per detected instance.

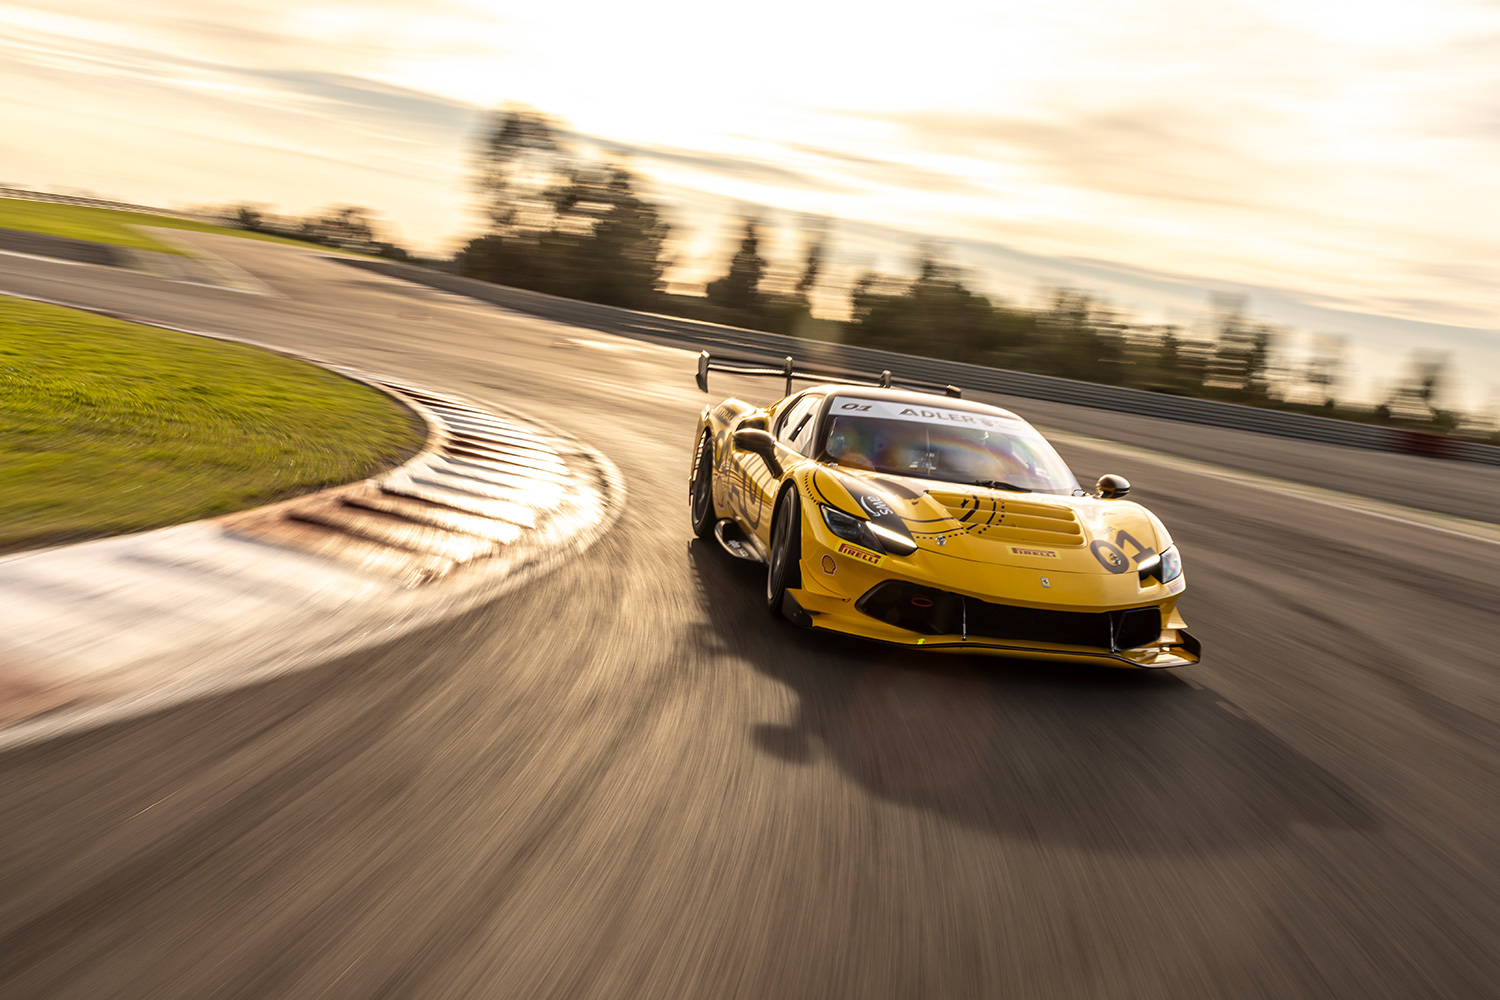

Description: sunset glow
[2,0,1497,404]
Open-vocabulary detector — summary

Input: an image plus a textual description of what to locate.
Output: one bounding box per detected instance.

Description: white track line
[1044,426,1500,546]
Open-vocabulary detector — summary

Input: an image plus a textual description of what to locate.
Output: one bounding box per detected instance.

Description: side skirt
[713,519,766,563]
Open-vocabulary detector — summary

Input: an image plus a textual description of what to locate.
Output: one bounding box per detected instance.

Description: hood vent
[926,491,1084,547]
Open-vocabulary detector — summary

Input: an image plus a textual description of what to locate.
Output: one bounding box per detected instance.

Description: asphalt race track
[2,238,1499,999]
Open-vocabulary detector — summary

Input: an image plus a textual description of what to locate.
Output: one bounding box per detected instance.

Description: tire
[689,431,717,539]
[765,488,803,615]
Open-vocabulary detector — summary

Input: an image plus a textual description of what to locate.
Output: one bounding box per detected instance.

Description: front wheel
[689,432,716,539]
[765,488,803,615]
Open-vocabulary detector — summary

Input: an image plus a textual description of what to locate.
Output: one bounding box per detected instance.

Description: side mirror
[1096,474,1131,499]
[733,428,782,475]
[733,428,777,455]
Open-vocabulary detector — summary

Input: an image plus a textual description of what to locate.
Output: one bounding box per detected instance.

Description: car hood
[810,465,1171,576]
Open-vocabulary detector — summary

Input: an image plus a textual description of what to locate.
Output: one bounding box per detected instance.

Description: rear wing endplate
[695,350,961,399]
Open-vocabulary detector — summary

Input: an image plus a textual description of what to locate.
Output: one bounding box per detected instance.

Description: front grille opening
[856,581,1163,650]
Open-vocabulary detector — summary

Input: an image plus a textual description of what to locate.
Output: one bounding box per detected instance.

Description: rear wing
[695,350,962,399]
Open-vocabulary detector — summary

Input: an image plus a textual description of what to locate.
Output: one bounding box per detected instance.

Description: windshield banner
[829,397,1027,432]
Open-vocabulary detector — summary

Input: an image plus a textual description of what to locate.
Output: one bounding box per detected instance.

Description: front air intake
[856,582,1162,650]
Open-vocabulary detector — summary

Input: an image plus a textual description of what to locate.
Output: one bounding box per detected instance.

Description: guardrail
[0,187,217,223]
[337,258,1500,467]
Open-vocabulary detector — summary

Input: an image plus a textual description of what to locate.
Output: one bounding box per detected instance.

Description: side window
[785,396,824,455]
[775,394,815,444]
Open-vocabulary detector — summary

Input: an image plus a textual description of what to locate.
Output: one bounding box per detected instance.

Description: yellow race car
[689,353,1200,668]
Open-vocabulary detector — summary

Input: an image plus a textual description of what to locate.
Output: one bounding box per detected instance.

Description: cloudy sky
[2,0,1497,407]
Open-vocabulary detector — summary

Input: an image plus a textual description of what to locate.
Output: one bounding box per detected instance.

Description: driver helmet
[826,418,867,461]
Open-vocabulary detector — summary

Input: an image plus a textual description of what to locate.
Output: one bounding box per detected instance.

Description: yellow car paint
[692,385,1201,668]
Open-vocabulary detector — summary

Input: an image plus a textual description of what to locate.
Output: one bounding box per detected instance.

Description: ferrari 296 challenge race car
[688,352,1200,668]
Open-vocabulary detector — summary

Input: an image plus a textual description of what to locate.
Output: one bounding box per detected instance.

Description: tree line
[224,204,415,261]
[238,107,1491,441]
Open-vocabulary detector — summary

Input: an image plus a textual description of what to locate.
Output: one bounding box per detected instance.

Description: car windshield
[819,396,1080,495]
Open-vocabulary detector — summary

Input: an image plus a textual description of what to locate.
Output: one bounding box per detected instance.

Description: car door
[723,394,805,540]
[748,393,823,546]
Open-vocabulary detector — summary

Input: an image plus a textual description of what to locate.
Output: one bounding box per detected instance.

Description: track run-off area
[1,235,1498,999]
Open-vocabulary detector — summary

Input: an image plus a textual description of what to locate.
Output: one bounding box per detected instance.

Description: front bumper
[791,520,1201,668]
[790,587,1201,667]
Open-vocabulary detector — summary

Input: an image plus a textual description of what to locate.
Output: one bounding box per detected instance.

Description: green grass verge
[0,197,348,256]
[0,297,427,554]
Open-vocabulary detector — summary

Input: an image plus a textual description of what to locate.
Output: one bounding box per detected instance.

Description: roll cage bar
[694,350,963,400]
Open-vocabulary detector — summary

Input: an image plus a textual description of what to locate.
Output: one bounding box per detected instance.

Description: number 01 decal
[1090,529,1157,574]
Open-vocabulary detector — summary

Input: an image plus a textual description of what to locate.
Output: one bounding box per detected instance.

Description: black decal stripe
[869,476,924,500]
[811,471,840,509]
[810,469,922,545]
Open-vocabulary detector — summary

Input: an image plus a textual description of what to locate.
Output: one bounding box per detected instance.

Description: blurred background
[3,0,1497,428]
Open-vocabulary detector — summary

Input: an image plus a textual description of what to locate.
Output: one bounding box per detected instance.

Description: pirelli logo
[836,542,885,567]
[1009,546,1059,559]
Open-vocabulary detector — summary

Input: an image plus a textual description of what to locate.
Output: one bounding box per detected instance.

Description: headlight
[1160,545,1182,583]
[867,521,917,555]
[822,504,884,553]
[1138,544,1183,585]
[820,504,918,556]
